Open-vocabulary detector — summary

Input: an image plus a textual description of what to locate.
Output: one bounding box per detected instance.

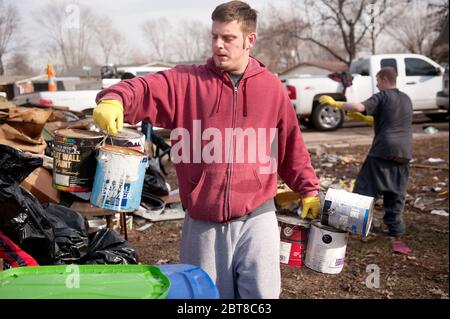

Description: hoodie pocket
[232,167,262,194]
[229,167,263,219]
[186,168,227,221]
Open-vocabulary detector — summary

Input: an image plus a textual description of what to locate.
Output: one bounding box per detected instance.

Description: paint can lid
[55,128,104,139]
[106,128,144,141]
[311,219,347,233]
[277,214,311,228]
[100,144,145,157]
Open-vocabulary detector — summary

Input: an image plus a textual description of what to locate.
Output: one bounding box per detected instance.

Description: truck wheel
[298,116,315,129]
[311,103,344,131]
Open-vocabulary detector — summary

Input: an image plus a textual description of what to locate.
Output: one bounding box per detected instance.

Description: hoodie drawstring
[215,74,249,117]
[243,79,248,117]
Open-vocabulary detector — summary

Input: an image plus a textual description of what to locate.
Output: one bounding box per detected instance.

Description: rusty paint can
[277,215,310,267]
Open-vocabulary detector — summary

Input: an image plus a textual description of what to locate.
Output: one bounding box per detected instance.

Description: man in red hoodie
[93,1,320,299]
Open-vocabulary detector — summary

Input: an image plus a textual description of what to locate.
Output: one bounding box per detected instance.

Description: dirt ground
[127,134,449,299]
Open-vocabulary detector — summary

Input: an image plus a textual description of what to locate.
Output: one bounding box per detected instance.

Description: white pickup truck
[12,90,99,113]
[281,54,446,131]
[12,65,171,114]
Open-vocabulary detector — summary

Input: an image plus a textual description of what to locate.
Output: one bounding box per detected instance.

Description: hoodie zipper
[225,85,239,221]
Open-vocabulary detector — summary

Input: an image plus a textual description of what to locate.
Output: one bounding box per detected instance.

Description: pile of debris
[0,101,182,270]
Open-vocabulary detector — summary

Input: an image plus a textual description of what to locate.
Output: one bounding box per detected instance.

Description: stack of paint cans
[278,215,310,268]
[303,188,375,274]
[52,128,148,213]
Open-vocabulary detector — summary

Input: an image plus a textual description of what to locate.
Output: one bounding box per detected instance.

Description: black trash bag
[142,163,169,197]
[42,203,89,263]
[80,228,138,264]
[0,144,60,265]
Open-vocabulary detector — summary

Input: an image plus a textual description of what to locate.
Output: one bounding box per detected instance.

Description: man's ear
[247,32,256,50]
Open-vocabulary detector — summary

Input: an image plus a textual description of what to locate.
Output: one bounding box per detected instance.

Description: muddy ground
[127,134,449,299]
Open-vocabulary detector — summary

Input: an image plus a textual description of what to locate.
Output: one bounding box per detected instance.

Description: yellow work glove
[347,112,374,126]
[319,95,344,109]
[93,99,124,136]
[299,196,321,220]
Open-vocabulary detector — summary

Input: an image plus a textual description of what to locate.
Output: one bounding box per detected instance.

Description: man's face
[211,20,256,74]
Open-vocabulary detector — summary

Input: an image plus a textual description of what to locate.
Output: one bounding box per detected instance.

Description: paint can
[277,215,310,267]
[104,128,145,153]
[304,220,348,274]
[90,145,148,212]
[52,129,104,192]
[320,188,374,237]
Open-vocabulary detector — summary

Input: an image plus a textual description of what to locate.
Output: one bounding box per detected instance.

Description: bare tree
[254,3,304,73]
[7,52,36,75]
[141,18,174,61]
[95,16,130,65]
[366,0,409,54]
[428,0,449,33]
[0,0,20,75]
[276,0,405,66]
[386,2,439,56]
[173,20,210,62]
[35,1,99,71]
[428,0,449,61]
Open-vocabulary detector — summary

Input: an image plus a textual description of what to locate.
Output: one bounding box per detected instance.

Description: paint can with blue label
[304,220,348,274]
[320,188,374,237]
[90,145,147,212]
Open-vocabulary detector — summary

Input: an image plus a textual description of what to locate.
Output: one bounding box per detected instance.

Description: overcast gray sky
[6,0,292,69]
[10,0,291,42]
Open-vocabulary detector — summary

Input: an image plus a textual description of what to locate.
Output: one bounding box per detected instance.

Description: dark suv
[437,64,449,110]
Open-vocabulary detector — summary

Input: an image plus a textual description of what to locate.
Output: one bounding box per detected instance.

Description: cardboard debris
[0,123,47,154]
[20,167,60,204]
[7,107,52,139]
[0,107,51,154]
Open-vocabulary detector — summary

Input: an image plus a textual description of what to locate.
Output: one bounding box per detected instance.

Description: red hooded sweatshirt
[96,57,319,223]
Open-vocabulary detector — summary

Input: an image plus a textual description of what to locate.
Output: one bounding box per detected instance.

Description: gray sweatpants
[180,210,281,299]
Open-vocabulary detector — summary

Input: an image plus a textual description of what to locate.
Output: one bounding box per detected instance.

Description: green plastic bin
[0,265,170,299]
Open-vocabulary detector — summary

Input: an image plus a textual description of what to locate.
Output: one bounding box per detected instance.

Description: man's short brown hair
[377,67,397,85]
[212,1,257,35]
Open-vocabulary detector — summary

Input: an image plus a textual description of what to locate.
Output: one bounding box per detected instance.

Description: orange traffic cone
[47,61,57,91]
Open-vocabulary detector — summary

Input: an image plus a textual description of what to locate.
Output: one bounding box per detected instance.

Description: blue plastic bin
[157,264,219,299]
